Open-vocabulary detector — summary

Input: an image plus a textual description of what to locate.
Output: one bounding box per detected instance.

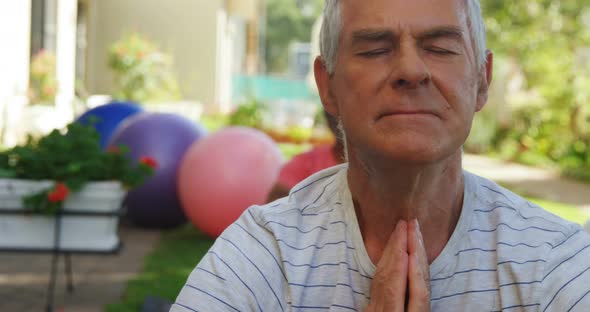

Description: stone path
[0,220,159,312]
[463,154,590,212]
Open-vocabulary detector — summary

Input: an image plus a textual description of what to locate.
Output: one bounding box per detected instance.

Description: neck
[347,150,464,264]
[332,140,345,163]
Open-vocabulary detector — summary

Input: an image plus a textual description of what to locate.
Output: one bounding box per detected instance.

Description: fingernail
[396,219,407,233]
[414,219,420,232]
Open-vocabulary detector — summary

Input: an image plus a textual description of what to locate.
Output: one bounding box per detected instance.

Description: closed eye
[357,48,390,58]
[426,47,458,55]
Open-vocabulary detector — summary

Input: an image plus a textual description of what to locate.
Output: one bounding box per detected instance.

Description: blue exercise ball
[108,113,207,229]
[77,101,143,149]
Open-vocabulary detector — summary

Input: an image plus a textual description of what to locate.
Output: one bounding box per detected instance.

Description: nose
[390,44,431,90]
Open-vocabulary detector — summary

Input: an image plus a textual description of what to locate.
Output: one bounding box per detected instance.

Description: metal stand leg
[46,214,62,312]
[45,251,59,312]
[65,253,74,292]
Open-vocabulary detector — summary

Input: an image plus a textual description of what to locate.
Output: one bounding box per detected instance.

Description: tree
[265,0,323,73]
[480,0,590,178]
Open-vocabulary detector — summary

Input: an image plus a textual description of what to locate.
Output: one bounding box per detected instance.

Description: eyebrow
[350,25,465,45]
[417,26,465,42]
[351,29,397,45]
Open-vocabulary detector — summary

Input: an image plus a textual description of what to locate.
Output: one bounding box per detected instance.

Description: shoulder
[538,227,590,311]
[464,171,590,311]
[206,164,348,250]
[257,164,348,227]
[465,171,581,241]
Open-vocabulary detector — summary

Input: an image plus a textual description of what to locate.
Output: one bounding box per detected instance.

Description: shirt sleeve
[539,228,590,312]
[170,206,290,312]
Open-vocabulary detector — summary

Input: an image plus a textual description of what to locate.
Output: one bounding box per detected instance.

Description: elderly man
[171,0,590,311]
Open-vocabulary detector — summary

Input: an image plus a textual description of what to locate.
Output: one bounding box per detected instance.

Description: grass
[105,225,214,312]
[106,194,588,311]
[527,197,590,225]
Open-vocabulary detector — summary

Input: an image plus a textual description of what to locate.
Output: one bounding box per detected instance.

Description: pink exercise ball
[178,126,284,238]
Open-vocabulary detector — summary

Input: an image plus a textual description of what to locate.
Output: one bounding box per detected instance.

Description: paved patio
[0,220,160,312]
[463,154,590,211]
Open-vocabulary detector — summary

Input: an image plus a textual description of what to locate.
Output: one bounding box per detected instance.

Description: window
[30,0,57,57]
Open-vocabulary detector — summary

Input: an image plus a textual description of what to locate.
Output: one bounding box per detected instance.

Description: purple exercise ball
[108,112,206,229]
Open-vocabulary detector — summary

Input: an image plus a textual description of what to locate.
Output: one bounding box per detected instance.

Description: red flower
[47,182,69,203]
[139,156,158,169]
[107,145,120,154]
[42,84,56,97]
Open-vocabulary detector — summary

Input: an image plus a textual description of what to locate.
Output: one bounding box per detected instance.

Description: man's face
[317,0,492,165]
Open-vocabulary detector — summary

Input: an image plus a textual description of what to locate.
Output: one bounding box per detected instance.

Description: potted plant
[108,33,181,104]
[0,121,157,252]
[28,49,58,106]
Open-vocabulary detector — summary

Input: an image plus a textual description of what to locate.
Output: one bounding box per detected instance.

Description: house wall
[55,0,78,120]
[0,0,32,146]
[0,1,32,98]
[86,0,224,108]
[227,0,258,20]
[228,0,263,75]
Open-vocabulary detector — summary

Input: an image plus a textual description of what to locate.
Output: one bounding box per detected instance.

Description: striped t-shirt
[171,164,590,311]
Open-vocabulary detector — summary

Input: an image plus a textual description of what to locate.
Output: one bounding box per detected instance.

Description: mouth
[376,110,440,121]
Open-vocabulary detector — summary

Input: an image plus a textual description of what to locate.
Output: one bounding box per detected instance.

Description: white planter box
[0,179,126,252]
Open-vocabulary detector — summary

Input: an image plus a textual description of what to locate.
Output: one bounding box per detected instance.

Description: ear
[475,50,493,112]
[314,56,339,117]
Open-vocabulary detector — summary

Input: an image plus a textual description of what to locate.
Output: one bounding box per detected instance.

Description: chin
[389,150,446,165]
[379,140,461,166]
[349,133,461,166]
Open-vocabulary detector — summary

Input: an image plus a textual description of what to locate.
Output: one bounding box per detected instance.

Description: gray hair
[319,0,487,74]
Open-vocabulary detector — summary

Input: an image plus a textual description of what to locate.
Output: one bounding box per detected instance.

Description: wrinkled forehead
[339,0,469,39]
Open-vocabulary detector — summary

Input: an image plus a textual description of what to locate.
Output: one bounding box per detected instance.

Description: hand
[365,219,431,312]
[407,219,431,311]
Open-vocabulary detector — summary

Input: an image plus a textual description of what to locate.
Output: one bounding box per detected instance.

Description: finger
[407,219,428,265]
[407,219,431,311]
[368,220,408,312]
[408,252,431,311]
[378,220,408,270]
